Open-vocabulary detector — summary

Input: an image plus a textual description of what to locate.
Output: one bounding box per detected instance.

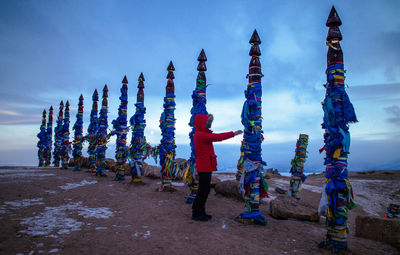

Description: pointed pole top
[249,29,261,44]
[43,109,46,115]
[138,72,145,82]
[326,5,342,27]
[167,61,175,71]
[103,84,108,93]
[79,94,84,101]
[50,106,53,111]
[197,49,207,71]
[197,49,207,62]
[122,75,128,84]
[60,100,64,107]
[93,89,98,97]
[65,101,70,107]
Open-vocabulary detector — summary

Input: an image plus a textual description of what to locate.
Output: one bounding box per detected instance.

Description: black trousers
[192,172,212,217]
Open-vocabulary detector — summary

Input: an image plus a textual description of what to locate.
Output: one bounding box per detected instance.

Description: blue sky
[0,0,399,170]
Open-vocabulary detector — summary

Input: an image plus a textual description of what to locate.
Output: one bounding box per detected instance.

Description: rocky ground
[0,166,399,255]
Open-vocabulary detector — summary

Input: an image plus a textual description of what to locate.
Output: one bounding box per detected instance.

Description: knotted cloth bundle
[184,49,208,203]
[319,6,357,252]
[236,30,267,226]
[53,101,64,167]
[113,76,129,180]
[289,134,309,197]
[72,95,84,171]
[386,204,400,218]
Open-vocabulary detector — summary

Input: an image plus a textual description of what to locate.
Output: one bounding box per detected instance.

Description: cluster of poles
[36,6,357,252]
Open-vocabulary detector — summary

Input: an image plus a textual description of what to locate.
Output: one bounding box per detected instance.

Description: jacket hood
[194,114,209,132]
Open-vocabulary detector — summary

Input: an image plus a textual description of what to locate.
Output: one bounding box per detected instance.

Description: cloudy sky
[0,0,399,170]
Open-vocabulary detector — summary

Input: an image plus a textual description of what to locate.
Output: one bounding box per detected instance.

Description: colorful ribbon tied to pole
[113,76,129,181]
[72,95,84,171]
[184,49,208,203]
[37,109,47,167]
[87,89,99,173]
[53,101,64,167]
[44,106,53,166]
[129,73,147,183]
[289,134,309,198]
[159,62,177,190]
[236,29,268,226]
[60,101,71,169]
[318,6,358,252]
[95,85,109,177]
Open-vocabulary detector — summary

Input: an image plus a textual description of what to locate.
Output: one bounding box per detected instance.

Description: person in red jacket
[192,113,242,221]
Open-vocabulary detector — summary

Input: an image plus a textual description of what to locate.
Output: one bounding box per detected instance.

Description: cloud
[384,105,400,126]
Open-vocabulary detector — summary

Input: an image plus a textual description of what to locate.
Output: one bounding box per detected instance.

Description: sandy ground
[0,166,399,255]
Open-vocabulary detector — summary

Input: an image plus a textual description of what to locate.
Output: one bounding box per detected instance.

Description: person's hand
[234,130,243,136]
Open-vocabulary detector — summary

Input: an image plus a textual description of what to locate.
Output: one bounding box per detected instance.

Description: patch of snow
[157,200,168,206]
[0,169,46,174]
[59,180,98,190]
[221,220,227,229]
[0,198,44,214]
[19,202,114,236]
[156,181,184,187]
[49,248,59,253]
[28,250,35,255]
[271,179,322,193]
[132,230,151,239]
[45,190,57,195]
[0,173,55,178]
[215,174,236,182]
[351,179,399,217]
[261,194,276,202]
[95,227,107,230]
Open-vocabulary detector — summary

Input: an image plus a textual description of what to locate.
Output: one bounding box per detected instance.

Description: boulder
[105,158,116,171]
[69,157,90,168]
[270,195,319,222]
[214,180,243,201]
[355,215,400,249]
[210,175,221,188]
[143,163,161,179]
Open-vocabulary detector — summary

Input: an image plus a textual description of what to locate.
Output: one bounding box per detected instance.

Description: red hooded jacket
[194,114,235,172]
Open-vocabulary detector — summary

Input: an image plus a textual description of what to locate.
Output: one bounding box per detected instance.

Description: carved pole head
[197,49,207,71]
[137,72,145,102]
[166,61,175,94]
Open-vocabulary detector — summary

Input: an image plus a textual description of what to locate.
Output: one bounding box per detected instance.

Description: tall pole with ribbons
[318,6,357,251]
[184,49,208,203]
[236,30,268,226]
[129,73,147,183]
[72,94,84,171]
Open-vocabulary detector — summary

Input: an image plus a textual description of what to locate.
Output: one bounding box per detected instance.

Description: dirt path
[0,167,398,255]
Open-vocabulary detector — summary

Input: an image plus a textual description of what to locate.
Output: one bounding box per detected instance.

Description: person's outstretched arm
[198,130,242,143]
